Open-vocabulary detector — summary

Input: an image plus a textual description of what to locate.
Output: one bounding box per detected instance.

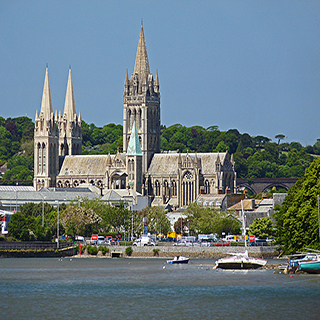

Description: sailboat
[214,200,267,270]
[214,249,267,269]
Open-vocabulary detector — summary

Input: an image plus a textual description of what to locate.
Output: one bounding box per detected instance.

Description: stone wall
[108,245,277,259]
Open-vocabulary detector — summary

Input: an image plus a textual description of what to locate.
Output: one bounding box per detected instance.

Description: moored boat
[166,256,190,264]
[298,253,320,274]
[214,250,267,270]
[283,252,320,273]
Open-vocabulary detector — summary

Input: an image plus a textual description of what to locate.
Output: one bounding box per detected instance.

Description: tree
[275,134,285,145]
[60,205,102,238]
[185,203,241,236]
[7,212,30,240]
[135,207,171,237]
[248,217,275,239]
[274,158,320,254]
[174,217,189,235]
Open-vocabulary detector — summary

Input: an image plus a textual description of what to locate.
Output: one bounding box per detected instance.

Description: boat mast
[241,200,247,248]
[318,195,320,246]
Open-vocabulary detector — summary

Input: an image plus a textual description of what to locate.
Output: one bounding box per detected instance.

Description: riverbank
[0,243,279,259]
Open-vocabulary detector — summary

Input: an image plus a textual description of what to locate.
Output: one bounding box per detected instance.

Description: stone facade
[33,24,237,208]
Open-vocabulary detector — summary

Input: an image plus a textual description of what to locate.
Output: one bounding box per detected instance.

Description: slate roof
[58,154,126,177]
[147,152,227,176]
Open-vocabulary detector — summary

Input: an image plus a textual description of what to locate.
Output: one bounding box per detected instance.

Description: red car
[214,240,230,246]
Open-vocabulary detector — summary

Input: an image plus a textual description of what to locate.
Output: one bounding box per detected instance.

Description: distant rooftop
[0,186,35,192]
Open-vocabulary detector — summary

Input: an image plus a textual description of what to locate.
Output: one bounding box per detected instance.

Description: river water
[0,258,319,320]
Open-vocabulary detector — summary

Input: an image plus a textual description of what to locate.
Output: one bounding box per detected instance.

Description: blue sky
[0,1,319,145]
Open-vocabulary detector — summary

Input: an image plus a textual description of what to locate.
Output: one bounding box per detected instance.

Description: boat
[214,201,267,270]
[214,250,267,269]
[298,258,320,274]
[282,252,320,273]
[297,251,320,274]
[166,256,190,264]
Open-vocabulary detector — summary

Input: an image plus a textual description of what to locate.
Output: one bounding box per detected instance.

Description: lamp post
[15,190,18,212]
[41,195,46,227]
[56,200,59,249]
[131,211,134,241]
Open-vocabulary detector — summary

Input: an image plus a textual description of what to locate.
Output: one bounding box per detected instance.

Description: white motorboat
[166,256,190,264]
[214,250,267,269]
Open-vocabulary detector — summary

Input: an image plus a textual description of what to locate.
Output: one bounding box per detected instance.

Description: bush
[153,248,160,256]
[99,246,109,255]
[87,245,98,255]
[125,246,133,256]
[0,236,6,241]
[77,245,86,254]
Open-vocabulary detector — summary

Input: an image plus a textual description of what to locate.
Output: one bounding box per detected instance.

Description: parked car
[132,237,157,246]
[249,239,268,246]
[214,240,230,246]
[199,241,211,247]
[173,240,186,246]
[97,236,106,245]
[75,236,85,242]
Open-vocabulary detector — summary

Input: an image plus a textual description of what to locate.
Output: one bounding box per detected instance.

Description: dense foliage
[0,116,34,181]
[6,198,171,241]
[274,158,320,254]
[1,116,319,182]
[137,206,171,236]
[184,203,241,236]
[248,217,275,239]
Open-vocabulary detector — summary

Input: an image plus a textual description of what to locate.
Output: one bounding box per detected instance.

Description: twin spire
[38,66,79,122]
[40,67,53,120]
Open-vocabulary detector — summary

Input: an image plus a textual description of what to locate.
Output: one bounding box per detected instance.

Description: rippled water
[1,258,320,320]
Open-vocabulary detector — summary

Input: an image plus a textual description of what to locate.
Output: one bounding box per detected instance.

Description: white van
[224,235,237,242]
[132,237,157,246]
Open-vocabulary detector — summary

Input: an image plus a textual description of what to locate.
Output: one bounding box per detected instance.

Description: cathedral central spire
[133,23,150,80]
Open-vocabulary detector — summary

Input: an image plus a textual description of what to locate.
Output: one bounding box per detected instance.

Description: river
[0,258,319,319]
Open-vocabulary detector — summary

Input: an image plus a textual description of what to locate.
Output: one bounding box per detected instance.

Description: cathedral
[34,25,237,208]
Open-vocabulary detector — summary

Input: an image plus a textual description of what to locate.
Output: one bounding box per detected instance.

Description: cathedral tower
[34,67,59,190]
[123,24,160,175]
[58,68,82,156]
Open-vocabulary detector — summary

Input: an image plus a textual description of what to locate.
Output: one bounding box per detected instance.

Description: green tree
[7,212,30,240]
[60,205,102,238]
[174,217,189,235]
[275,134,285,145]
[248,217,275,239]
[274,158,320,254]
[186,203,241,236]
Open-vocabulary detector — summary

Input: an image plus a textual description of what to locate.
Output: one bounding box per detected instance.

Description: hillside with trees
[274,158,320,254]
[1,116,319,184]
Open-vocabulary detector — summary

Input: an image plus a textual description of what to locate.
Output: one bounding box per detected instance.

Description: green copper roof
[127,121,142,156]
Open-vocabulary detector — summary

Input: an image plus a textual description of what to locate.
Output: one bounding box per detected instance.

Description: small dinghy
[166,256,190,264]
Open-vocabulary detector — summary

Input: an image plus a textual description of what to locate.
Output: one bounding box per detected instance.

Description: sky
[0,1,319,146]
